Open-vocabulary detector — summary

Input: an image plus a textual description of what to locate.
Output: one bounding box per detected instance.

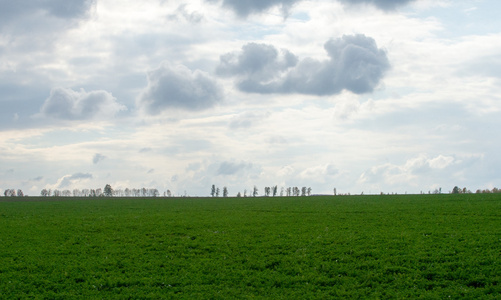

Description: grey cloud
[31,176,44,182]
[138,63,222,114]
[217,43,298,81]
[217,161,253,175]
[167,4,204,23]
[58,172,92,188]
[0,0,94,30]
[206,0,414,16]
[45,0,95,19]
[206,0,300,17]
[40,87,126,120]
[339,0,416,10]
[218,35,390,96]
[93,153,106,164]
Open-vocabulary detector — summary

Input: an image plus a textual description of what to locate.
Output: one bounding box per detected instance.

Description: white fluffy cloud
[40,87,125,120]
[217,35,390,96]
[138,63,222,114]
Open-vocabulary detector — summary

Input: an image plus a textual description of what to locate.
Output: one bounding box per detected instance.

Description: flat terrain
[0,194,500,298]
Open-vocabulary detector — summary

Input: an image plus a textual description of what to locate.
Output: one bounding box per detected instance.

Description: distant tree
[264,187,270,197]
[243,189,247,197]
[333,188,337,196]
[166,189,172,197]
[307,187,312,196]
[223,187,228,197]
[301,187,307,197]
[236,192,242,197]
[272,186,278,197]
[53,189,61,197]
[216,187,220,197]
[211,184,216,197]
[4,189,15,197]
[280,187,284,197]
[17,189,24,197]
[41,189,49,197]
[104,184,113,197]
[452,186,460,194]
[252,186,258,197]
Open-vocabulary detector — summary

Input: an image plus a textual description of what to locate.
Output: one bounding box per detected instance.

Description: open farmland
[0,194,500,298]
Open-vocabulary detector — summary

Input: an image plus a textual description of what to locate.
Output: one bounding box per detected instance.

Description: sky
[1,0,501,196]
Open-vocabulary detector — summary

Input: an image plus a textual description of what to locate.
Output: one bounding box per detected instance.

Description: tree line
[211,185,313,197]
[38,185,166,197]
[451,186,501,194]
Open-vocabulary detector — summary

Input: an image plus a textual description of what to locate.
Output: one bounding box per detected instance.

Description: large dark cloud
[40,87,125,120]
[206,0,416,16]
[217,34,390,96]
[138,63,222,114]
[0,0,94,29]
[206,0,300,17]
[339,0,416,11]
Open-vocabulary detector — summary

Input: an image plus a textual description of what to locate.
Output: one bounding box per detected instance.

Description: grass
[0,194,500,298]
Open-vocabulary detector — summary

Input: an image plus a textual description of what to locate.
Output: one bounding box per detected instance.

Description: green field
[0,194,500,299]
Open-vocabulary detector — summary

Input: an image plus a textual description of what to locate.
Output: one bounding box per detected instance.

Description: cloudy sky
[1,0,501,196]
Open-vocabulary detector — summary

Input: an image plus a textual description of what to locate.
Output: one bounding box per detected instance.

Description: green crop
[0,194,500,298]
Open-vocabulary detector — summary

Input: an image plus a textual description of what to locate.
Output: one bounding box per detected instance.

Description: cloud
[44,0,95,19]
[206,0,300,17]
[40,87,126,120]
[93,153,106,164]
[0,0,94,32]
[217,35,390,96]
[138,63,222,114]
[360,154,457,186]
[0,0,94,20]
[217,161,253,176]
[339,0,417,10]
[228,111,271,129]
[206,0,415,16]
[167,4,204,23]
[56,172,93,188]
